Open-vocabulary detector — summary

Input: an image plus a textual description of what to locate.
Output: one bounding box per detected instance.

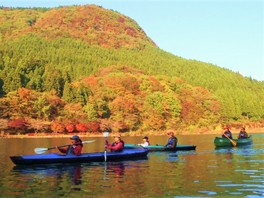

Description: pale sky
[1,0,263,81]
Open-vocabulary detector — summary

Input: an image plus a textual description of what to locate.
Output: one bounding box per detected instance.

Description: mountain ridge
[0,5,263,133]
[0,5,155,49]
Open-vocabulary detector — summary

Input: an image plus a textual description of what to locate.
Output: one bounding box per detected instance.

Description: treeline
[0,67,224,134]
[0,5,263,134]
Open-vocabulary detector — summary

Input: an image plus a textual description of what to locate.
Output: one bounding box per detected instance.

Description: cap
[70,135,80,140]
[143,136,148,140]
[167,132,174,135]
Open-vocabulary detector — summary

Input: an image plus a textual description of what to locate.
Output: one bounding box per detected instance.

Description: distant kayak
[124,144,196,151]
[214,136,253,147]
[10,149,148,165]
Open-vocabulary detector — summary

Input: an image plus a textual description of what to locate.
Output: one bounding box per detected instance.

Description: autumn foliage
[0,5,263,135]
[8,119,28,132]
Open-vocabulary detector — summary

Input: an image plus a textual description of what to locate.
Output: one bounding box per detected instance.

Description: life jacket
[239,131,248,138]
[167,137,177,148]
[222,130,233,139]
[111,140,124,152]
[67,141,83,155]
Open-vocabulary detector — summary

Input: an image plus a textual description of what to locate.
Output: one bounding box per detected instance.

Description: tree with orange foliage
[51,122,65,133]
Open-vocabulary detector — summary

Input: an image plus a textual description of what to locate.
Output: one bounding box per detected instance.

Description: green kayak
[124,144,196,151]
[214,136,253,147]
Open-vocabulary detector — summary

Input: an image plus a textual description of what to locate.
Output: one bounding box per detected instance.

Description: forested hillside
[0,5,263,134]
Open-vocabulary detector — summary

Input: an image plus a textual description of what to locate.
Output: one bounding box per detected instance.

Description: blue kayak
[124,144,196,151]
[10,149,148,165]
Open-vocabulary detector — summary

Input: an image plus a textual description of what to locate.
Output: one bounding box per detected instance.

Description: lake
[0,134,263,197]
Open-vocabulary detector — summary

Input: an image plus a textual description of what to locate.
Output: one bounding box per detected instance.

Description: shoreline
[1,128,264,139]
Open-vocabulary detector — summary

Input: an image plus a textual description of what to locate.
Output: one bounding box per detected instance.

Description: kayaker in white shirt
[138,136,150,147]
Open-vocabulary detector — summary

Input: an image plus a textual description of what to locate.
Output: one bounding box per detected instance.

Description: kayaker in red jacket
[105,135,124,152]
[57,135,83,156]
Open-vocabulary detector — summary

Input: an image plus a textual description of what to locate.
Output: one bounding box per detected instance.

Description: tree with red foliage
[8,118,28,133]
[76,123,88,132]
[86,121,100,132]
[65,124,75,133]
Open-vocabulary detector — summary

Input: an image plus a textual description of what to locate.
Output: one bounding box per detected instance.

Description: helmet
[70,135,80,140]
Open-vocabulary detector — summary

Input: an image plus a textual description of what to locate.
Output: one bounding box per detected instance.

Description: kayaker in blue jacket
[165,132,177,149]
[222,126,233,139]
[238,127,248,139]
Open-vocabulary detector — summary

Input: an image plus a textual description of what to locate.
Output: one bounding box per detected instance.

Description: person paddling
[57,135,83,156]
[138,136,150,147]
[222,126,233,139]
[165,131,177,149]
[238,127,249,139]
[105,135,124,152]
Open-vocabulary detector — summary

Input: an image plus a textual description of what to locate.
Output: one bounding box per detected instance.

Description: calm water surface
[0,134,263,197]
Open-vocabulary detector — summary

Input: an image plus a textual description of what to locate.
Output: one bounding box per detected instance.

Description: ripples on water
[0,134,264,197]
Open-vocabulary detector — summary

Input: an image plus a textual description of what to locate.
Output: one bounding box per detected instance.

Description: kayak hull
[10,149,148,165]
[214,136,253,147]
[124,144,196,151]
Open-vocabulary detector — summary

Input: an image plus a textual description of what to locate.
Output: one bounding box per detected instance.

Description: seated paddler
[105,135,124,152]
[238,127,249,139]
[138,136,150,147]
[57,135,83,156]
[165,131,178,149]
[222,126,233,139]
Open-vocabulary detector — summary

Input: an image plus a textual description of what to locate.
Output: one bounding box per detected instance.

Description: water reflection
[2,134,263,197]
[106,162,125,177]
[13,163,83,188]
[12,161,127,191]
[213,143,264,197]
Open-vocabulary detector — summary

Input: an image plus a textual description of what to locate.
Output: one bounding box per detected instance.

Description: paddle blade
[82,140,96,144]
[103,132,109,138]
[34,148,49,154]
[230,139,237,147]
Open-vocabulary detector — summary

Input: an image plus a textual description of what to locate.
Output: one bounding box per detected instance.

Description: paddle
[223,134,237,147]
[34,140,96,154]
[103,132,109,162]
